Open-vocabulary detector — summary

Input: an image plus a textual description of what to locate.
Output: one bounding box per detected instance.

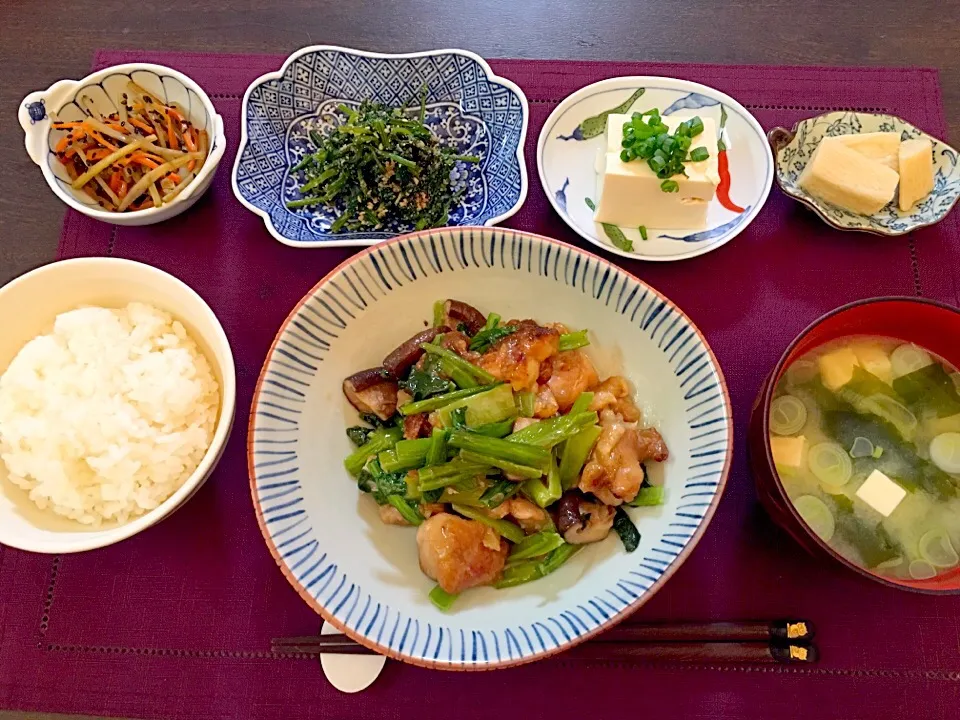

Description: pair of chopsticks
[273,619,818,665]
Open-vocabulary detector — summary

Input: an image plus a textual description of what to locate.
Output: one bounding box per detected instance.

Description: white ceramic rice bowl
[0,258,236,554]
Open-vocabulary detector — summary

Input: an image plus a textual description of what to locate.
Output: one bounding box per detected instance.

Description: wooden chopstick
[271,619,818,664]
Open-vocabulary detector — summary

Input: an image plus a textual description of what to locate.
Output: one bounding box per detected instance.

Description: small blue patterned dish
[769,111,960,235]
[248,227,733,669]
[232,46,529,247]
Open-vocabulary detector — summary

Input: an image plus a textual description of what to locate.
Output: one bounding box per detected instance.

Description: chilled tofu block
[771,435,807,470]
[818,347,860,390]
[853,345,893,385]
[856,469,907,517]
[898,138,935,211]
[798,140,899,215]
[593,114,720,229]
[831,132,901,172]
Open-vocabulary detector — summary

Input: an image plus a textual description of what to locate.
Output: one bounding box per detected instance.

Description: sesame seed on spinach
[286,90,479,233]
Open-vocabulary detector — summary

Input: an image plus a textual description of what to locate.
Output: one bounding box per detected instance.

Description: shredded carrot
[108,122,128,133]
[168,173,182,184]
[164,112,178,149]
[55,135,70,153]
[168,108,184,123]
[52,121,84,129]
[109,172,122,194]
[88,131,119,152]
[117,180,129,199]
[128,117,154,134]
[183,128,197,152]
[129,152,161,169]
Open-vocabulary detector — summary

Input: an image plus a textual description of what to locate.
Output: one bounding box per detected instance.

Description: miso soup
[770,336,960,581]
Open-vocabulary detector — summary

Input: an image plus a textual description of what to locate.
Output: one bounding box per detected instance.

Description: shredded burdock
[287,90,479,232]
[52,81,208,212]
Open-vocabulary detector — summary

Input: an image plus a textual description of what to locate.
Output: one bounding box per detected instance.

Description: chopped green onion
[689,146,710,162]
[660,180,679,193]
[638,225,648,241]
[585,197,597,211]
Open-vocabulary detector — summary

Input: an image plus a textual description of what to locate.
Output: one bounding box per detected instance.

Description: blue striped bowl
[248,227,732,669]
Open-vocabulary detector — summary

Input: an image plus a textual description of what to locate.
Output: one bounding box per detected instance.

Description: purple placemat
[3,50,960,719]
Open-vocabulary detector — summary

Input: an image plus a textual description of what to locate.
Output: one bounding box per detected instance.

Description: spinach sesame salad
[286,89,480,233]
[341,299,670,611]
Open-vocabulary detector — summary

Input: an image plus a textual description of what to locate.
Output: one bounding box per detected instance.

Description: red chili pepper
[716,149,746,213]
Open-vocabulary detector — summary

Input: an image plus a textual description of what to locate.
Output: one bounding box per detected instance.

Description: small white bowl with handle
[0,257,237,553]
[18,63,227,226]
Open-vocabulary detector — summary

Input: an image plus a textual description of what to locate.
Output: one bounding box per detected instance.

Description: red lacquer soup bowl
[748,297,960,594]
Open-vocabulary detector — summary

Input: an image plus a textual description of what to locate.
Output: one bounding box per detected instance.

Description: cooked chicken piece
[556,492,616,544]
[512,417,539,433]
[343,368,398,421]
[533,385,560,418]
[403,413,432,440]
[419,502,446,519]
[578,410,647,505]
[417,513,509,593]
[379,504,409,526]
[478,320,560,392]
[539,350,600,412]
[589,376,641,423]
[488,497,551,533]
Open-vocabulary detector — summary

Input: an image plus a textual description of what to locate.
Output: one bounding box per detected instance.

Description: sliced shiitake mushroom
[342,367,398,421]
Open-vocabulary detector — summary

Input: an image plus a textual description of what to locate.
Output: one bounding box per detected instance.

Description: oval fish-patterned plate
[538,77,773,261]
[769,111,960,236]
[248,226,733,670]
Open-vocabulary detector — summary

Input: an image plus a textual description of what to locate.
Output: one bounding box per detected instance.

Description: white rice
[0,302,219,526]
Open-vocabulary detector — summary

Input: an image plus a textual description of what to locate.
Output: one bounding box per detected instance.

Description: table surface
[2,0,959,717]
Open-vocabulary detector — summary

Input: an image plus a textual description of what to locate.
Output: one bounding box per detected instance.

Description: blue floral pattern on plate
[772,111,960,235]
[232,46,529,247]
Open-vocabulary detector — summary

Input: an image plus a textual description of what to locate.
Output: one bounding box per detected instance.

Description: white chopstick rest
[318,622,386,693]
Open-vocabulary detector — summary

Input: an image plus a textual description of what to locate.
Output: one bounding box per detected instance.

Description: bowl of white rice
[0,257,235,553]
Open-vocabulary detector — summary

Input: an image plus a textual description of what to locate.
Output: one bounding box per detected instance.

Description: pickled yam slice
[770,395,807,436]
[918,528,959,568]
[891,344,933,379]
[930,433,960,474]
[793,495,835,542]
[808,442,853,490]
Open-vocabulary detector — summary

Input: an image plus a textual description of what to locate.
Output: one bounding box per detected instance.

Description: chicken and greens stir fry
[342,300,669,610]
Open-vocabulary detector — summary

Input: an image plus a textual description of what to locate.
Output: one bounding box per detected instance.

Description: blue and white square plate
[769,111,960,235]
[537,77,773,262]
[232,46,528,247]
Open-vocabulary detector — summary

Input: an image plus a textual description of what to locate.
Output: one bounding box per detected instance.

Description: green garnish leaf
[638,225,648,241]
[601,223,634,252]
[689,147,710,162]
